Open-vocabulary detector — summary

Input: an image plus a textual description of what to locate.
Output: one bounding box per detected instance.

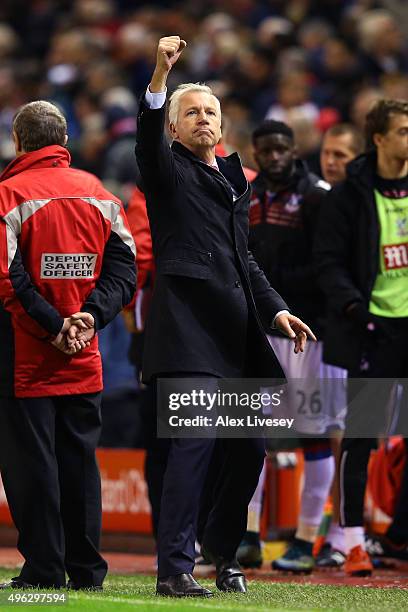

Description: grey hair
[168,83,221,126]
[358,10,396,52]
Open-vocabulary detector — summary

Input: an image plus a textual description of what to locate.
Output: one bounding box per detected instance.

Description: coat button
[235,280,241,288]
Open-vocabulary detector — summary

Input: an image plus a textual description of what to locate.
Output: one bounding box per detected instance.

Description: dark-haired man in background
[242,121,366,572]
[244,120,340,574]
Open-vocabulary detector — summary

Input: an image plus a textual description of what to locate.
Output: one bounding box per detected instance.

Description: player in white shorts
[238,123,364,572]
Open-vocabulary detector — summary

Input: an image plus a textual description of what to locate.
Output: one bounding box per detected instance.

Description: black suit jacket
[135,100,287,381]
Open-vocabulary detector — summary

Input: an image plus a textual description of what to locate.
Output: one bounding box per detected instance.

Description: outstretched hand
[274,313,317,354]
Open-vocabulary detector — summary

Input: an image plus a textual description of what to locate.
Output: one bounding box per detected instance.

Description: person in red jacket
[0,100,137,590]
[123,186,155,335]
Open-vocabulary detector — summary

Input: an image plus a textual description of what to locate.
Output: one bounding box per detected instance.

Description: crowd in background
[0,0,407,402]
[1,0,406,398]
[0,0,407,187]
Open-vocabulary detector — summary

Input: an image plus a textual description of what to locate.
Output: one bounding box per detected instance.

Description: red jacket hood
[0,145,71,181]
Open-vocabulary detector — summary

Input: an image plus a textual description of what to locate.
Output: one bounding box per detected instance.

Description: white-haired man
[135,36,316,598]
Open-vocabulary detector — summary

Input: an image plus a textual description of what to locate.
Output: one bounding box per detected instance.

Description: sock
[344,527,365,553]
[326,522,345,553]
[247,461,266,533]
[293,537,313,555]
[385,528,408,547]
[296,455,335,543]
[296,522,319,543]
[243,531,260,546]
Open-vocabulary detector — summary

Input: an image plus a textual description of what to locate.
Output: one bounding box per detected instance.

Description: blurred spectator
[349,87,383,132]
[0,0,405,184]
[101,86,138,203]
[297,18,332,53]
[256,16,294,51]
[0,22,19,59]
[357,9,408,82]
[0,66,22,170]
[314,38,364,118]
[0,2,407,440]
[73,0,117,30]
[227,45,276,120]
[113,22,156,94]
[380,0,408,34]
[381,74,408,102]
[265,71,320,124]
[289,110,323,160]
[187,12,237,80]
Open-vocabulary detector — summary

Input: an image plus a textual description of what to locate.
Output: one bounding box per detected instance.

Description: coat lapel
[216,153,249,200]
[171,141,249,209]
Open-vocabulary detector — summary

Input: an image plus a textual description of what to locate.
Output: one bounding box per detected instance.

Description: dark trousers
[152,375,265,577]
[143,383,170,541]
[0,393,107,588]
[340,316,408,534]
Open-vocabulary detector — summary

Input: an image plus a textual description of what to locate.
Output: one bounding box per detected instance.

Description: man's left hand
[51,318,86,354]
[67,324,95,349]
[274,313,317,354]
[50,313,95,355]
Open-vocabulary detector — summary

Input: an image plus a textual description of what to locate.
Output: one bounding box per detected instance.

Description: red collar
[0,145,71,181]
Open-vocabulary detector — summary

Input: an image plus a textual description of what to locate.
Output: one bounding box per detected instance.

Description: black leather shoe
[67,580,103,591]
[216,559,247,593]
[202,546,247,593]
[156,573,213,597]
[0,578,35,590]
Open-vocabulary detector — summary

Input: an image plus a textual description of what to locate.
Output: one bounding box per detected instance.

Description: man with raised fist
[136,36,316,597]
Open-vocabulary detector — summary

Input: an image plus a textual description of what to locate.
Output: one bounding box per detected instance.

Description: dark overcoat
[135,101,288,381]
[314,152,381,371]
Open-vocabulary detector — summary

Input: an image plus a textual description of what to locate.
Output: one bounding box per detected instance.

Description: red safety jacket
[0,145,137,398]
[124,187,155,331]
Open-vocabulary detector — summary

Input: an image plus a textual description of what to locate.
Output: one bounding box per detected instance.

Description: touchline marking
[68,594,273,611]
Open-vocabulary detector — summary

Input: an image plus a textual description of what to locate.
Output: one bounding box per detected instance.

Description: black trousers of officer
[0,393,107,588]
[340,316,408,540]
[154,374,265,578]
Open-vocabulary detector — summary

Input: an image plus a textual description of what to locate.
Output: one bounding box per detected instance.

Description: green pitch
[0,569,406,611]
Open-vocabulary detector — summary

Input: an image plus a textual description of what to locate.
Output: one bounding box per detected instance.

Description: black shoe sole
[347,570,372,577]
[216,580,247,593]
[216,585,247,593]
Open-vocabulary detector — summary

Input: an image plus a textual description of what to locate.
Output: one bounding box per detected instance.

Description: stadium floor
[0,547,407,589]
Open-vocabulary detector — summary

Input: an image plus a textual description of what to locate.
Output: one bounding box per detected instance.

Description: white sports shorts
[266,336,347,435]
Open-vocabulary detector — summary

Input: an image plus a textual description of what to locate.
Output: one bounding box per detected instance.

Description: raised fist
[156,36,187,72]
